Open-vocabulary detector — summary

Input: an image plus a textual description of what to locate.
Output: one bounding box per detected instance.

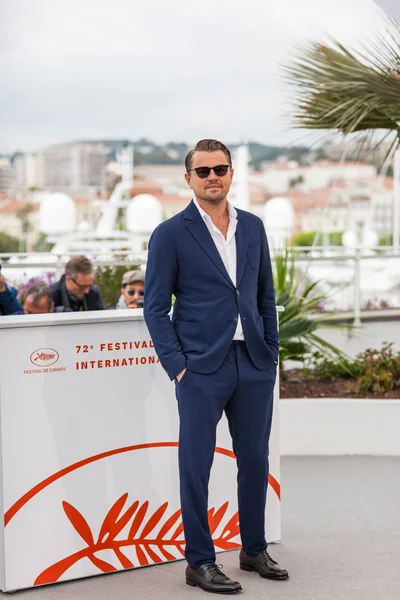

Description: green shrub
[290,231,343,247]
[290,231,316,247]
[33,233,55,252]
[355,370,394,395]
[95,265,141,309]
[353,343,400,394]
[0,231,19,253]
[379,234,393,246]
[305,351,359,380]
[307,343,400,395]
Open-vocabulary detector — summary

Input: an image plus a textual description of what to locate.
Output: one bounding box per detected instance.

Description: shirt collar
[193,198,237,223]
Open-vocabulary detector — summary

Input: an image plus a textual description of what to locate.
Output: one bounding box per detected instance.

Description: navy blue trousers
[175,341,276,569]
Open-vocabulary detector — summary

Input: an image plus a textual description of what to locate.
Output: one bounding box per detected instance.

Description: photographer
[50,255,104,312]
[0,266,22,315]
[116,270,144,309]
[13,282,72,315]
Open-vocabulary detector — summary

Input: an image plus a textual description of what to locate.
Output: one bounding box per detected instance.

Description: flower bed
[281,343,400,399]
[280,370,400,399]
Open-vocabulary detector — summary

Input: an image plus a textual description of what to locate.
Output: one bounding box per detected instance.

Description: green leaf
[273,247,347,366]
[283,19,400,151]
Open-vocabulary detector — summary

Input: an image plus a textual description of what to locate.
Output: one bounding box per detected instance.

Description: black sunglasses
[126,288,144,297]
[188,164,231,179]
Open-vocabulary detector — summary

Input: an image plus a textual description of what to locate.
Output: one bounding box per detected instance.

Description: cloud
[0,0,386,152]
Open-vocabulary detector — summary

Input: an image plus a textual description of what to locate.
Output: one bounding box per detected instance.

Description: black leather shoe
[239,549,289,580]
[186,563,242,593]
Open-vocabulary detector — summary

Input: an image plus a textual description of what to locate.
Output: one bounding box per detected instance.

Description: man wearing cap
[117,270,145,309]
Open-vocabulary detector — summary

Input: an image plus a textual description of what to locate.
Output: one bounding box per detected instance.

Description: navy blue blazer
[144,200,279,381]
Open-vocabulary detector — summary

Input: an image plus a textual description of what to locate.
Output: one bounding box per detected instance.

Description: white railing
[286,246,400,326]
[1,247,399,325]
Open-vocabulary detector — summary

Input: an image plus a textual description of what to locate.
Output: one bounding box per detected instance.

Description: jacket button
[236,290,240,296]
[233,317,238,324]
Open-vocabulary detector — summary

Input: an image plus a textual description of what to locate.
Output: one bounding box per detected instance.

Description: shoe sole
[240,563,289,580]
[186,578,242,593]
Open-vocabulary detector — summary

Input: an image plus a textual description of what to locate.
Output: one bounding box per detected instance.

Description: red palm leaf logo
[29,348,59,366]
[34,495,241,585]
[3,443,279,587]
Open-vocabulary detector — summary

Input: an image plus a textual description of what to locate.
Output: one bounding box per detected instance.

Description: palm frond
[280,340,310,362]
[279,315,318,337]
[284,19,400,147]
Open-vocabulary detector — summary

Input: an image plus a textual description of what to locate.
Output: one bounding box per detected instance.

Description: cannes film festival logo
[3,442,280,586]
[30,348,60,367]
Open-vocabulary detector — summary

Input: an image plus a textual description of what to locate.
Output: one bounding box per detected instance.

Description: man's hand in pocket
[176,368,187,382]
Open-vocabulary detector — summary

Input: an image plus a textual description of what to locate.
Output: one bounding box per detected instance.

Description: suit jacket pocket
[174,319,206,353]
[247,242,261,270]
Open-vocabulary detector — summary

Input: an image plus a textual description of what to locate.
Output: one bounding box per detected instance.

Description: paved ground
[3,457,399,599]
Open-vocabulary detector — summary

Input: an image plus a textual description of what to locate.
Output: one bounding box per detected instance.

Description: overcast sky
[0,0,391,154]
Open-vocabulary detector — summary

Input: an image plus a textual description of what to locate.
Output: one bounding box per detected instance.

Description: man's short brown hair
[185,139,232,172]
[65,255,94,279]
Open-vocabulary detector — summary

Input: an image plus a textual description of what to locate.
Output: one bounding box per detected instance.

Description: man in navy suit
[144,139,288,593]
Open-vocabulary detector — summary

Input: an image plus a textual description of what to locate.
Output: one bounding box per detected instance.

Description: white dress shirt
[193,198,244,341]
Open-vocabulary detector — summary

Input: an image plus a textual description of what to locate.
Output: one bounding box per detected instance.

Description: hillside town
[0,140,394,252]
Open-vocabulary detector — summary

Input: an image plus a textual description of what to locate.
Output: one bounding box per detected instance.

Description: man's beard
[199,189,226,205]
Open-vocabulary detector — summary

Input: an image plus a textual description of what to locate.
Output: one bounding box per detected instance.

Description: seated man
[0,270,22,315]
[117,270,144,309]
[50,255,104,312]
[14,282,72,314]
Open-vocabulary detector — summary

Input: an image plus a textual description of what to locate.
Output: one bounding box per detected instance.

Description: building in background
[134,164,189,195]
[40,142,107,192]
[13,153,44,192]
[281,179,393,240]
[261,158,377,195]
[0,141,395,253]
[0,159,14,192]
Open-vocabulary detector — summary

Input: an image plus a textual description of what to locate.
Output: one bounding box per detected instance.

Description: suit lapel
[235,211,247,288]
[184,201,234,287]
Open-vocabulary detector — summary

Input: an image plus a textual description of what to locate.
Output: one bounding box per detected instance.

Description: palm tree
[284,19,400,155]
